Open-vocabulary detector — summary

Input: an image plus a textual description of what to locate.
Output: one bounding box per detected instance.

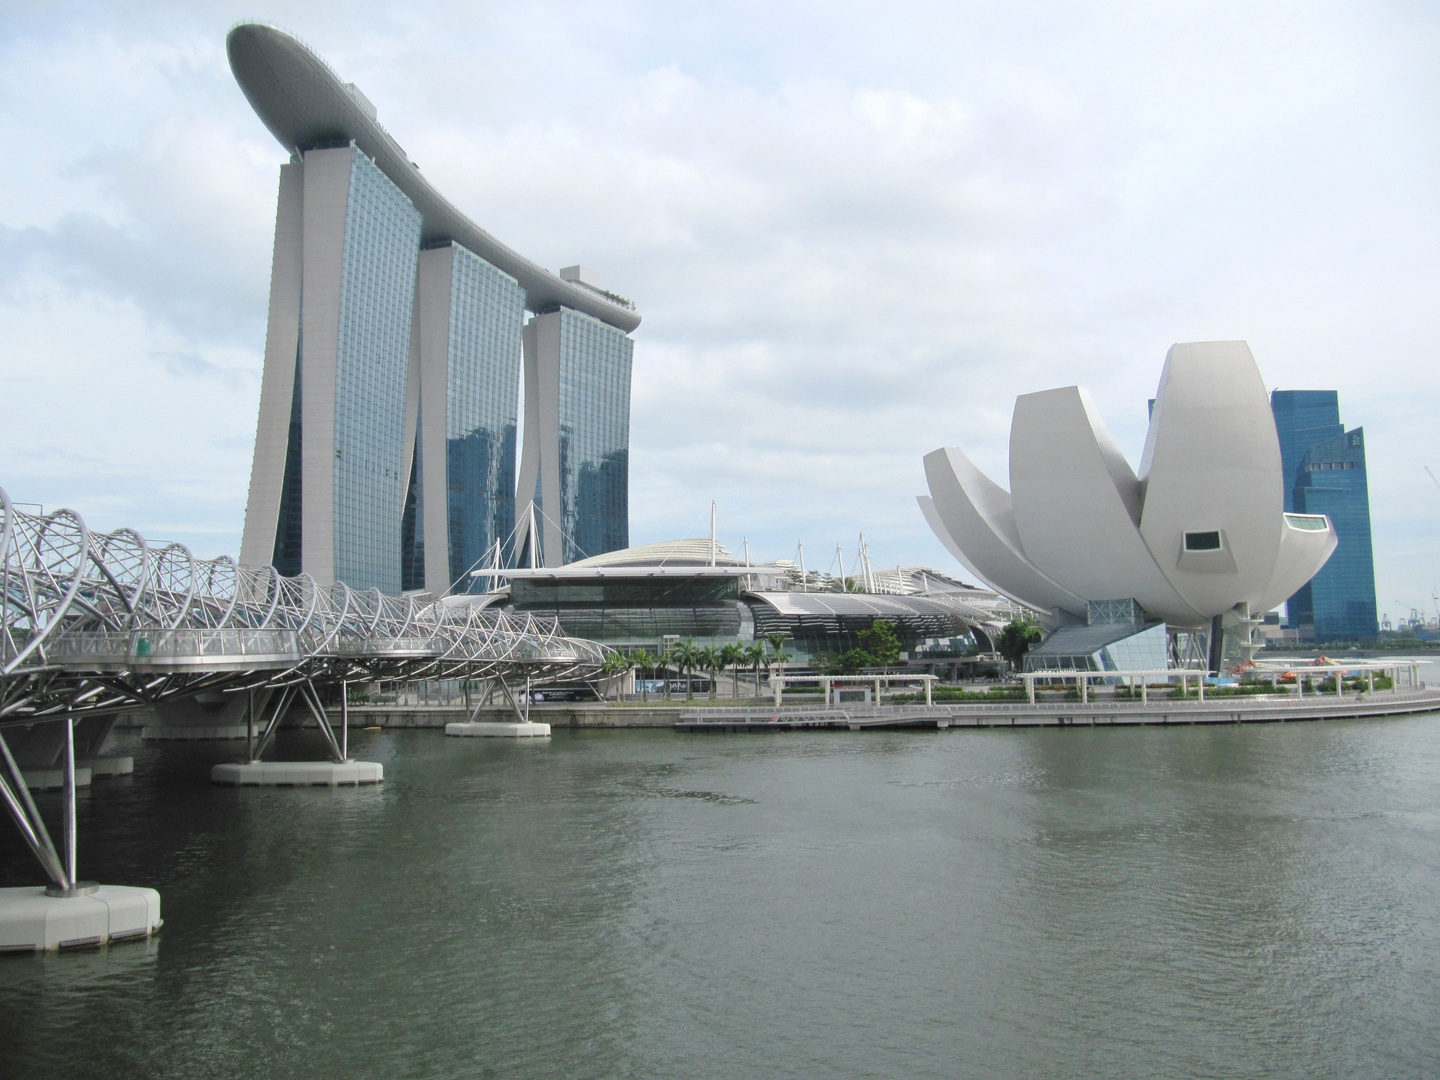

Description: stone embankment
[342,704,683,729]
[343,689,1440,732]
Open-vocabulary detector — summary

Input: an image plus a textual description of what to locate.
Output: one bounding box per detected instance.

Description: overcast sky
[1,1,1436,621]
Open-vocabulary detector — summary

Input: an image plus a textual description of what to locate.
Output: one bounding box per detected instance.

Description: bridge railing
[45,628,303,666]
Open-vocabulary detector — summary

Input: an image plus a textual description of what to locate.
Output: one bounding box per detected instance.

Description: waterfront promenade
[334,685,1440,732]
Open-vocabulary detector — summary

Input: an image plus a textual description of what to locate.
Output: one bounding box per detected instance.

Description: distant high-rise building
[228,25,640,594]
[1271,390,1378,641]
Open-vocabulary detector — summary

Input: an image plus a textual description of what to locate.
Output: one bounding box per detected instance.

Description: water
[3,718,1439,1078]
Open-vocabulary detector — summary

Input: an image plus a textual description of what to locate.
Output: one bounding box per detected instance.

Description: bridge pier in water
[446,675,553,737]
[211,679,384,786]
[0,719,162,953]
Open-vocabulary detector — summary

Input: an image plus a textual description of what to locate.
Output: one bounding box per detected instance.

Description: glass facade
[1271,391,1378,641]
[557,308,632,563]
[400,436,423,591]
[332,149,422,594]
[1272,390,1344,504]
[512,577,742,644]
[747,601,970,659]
[445,246,523,590]
[1024,623,1168,673]
[1290,429,1378,640]
[272,340,303,576]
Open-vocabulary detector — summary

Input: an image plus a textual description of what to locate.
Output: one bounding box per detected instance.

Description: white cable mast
[858,533,876,593]
[709,500,717,567]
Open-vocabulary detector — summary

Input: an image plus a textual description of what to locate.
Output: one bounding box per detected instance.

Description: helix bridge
[0,486,608,897]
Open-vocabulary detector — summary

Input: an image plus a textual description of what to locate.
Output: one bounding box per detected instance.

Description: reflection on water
[2,718,1439,1079]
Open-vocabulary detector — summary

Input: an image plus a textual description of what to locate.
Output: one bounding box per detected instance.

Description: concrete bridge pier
[446,674,552,738]
[145,692,253,740]
[0,719,161,952]
[9,714,133,790]
[211,679,383,787]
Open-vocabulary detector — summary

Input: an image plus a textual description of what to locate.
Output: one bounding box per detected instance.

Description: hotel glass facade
[558,308,632,564]
[1271,390,1378,641]
[332,151,422,593]
[442,246,523,591]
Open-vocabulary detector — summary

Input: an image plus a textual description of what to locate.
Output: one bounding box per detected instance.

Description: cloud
[1,0,1437,615]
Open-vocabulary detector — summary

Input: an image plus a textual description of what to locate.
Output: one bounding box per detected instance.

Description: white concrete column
[417,246,456,594]
[298,146,356,587]
[240,161,305,571]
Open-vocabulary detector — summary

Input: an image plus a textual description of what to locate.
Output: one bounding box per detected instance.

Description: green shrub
[892,686,1027,703]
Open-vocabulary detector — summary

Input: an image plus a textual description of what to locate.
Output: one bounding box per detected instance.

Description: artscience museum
[920,341,1339,671]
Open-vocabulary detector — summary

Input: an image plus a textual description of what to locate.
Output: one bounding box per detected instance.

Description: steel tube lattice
[1,487,609,728]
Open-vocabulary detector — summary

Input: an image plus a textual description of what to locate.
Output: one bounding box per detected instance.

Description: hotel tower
[228,24,639,594]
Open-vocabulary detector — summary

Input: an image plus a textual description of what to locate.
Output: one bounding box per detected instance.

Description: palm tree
[699,646,724,699]
[765,633,791,666]
[674,639,705,701]
[662,642,685,701]
[745,642,768,698]
[720,642,745,699]
[600,651,633,701]
[764,633,791,699]
[630,649,655,702]
[665,640,695,701]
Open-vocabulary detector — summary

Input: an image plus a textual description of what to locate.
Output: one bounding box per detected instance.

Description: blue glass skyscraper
[1271,390,1378,641]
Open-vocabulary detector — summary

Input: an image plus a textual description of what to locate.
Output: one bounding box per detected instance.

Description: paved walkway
[676,688,1440,732]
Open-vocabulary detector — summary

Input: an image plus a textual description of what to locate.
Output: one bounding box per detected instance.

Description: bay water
[2,717,1439,1078]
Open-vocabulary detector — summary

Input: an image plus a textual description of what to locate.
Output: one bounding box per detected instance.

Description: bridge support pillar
[0,725,163,952]
[447,675,551,737]
[215,680,383,784]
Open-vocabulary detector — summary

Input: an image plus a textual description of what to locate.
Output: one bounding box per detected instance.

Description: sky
[1,1,1437,623]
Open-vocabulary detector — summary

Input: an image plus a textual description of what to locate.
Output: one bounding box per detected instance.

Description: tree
[856,619,901,667]
[663,641,688,701]
[765,633,792,696]
[765,633,791,664]
[745,642,769,697]
[673,639,704,701]
[699,646,724,699]
[630,649,656,701]
[997,619,1044,669]
[600,651,633,701]
[720,643,746,699]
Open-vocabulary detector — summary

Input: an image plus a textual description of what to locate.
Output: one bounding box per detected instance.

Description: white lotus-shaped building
[919,341,1338,632]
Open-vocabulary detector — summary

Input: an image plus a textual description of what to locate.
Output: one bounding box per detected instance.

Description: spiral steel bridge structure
[1,486,608,893]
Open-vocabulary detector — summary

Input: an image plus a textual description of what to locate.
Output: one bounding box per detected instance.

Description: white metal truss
[1,486,610,729]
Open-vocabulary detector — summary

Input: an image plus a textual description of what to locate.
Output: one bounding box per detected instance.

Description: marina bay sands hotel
[230,24,639,595]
